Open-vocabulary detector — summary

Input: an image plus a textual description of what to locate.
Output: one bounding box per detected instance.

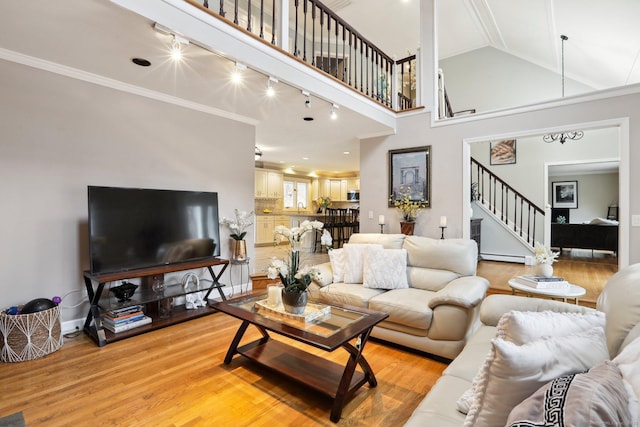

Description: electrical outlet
[368,210,373,219]
[632,214,640,227]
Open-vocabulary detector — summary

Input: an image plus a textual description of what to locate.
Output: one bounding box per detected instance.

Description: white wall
[0,60,255,322]
[470,128,619,208]
[439,46,594,114]
[549,172,619,224]
[359,91,639,266]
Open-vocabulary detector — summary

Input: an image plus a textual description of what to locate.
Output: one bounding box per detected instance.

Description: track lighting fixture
[232,62,247,84]
[266,77,278,97]
[302,90,311,108]
[255,146,263,161]
[330,104,339,120]
[169,34,189,61]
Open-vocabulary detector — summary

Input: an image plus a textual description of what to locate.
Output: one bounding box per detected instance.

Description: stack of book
[512,275,570,290]
[102,305,151,333]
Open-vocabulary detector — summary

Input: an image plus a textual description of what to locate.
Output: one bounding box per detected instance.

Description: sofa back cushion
[348,233,405,249]
[406,266,460,291]
[597,263,640,357]
[403,235,478,276]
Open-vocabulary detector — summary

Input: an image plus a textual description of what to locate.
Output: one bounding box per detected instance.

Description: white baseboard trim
[480,253,526,264]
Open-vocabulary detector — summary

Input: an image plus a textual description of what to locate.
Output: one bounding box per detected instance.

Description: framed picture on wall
[388,146,431,207]
[490,140,517,165]
[552,181,578,209]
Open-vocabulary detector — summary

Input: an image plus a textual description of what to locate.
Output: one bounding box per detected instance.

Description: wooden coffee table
[213,293,388,422]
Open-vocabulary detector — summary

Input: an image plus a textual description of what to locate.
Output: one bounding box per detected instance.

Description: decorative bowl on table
[110,283,138,302]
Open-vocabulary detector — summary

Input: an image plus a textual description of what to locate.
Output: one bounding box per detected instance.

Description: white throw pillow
[328,248,345,283]
[362,246,408,289]
[342,243,383,284]
[464,327,609,427]
[496,310,606,345]
[613,335,640,424]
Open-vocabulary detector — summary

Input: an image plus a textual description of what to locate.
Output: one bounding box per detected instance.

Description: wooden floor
[0,249,617,426]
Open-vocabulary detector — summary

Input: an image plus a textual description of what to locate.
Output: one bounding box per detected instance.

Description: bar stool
[314,211,332,252]
[345,208,359,240]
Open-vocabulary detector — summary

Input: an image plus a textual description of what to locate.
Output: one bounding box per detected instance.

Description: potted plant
[389,186,425,235]
[317,196,331,213]
[266,221,332,314]
[220,209,254,260]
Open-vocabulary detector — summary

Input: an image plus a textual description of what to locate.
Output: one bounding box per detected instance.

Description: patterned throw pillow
[363,246,408,289]
[506,361,632,427]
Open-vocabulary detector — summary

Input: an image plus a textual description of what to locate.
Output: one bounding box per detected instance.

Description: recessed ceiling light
[303,117,314,121]
[131,58,151,67]
[343,151,350,155]
[303,157,309,160]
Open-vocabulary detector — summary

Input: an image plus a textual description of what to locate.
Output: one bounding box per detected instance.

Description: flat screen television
[88,186,221,275]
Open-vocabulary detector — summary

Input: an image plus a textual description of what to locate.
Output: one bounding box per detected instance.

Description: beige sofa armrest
[426,276,489,342]
[479,294,598,327]
[428,276,490,310]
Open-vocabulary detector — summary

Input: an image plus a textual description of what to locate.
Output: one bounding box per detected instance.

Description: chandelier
[543,35,584,144]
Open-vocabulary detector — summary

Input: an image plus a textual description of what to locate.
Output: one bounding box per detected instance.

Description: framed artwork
[552,181,578,209]
[490,140,517,165]
[388,146,431,207]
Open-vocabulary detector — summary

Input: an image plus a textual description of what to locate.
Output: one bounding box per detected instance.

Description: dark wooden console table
[83,257,228,346]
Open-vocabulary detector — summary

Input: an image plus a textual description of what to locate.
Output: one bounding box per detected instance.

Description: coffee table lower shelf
[237,339,367,399]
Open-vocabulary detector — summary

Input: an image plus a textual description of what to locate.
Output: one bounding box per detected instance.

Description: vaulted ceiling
[1,0,637,174]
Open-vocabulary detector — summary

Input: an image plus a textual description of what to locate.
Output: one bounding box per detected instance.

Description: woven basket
[0,305,63,363]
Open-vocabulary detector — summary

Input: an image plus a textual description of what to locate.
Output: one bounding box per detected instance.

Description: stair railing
[471,157,545,247]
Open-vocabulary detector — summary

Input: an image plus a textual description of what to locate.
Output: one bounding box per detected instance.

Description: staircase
[471,158,545,252]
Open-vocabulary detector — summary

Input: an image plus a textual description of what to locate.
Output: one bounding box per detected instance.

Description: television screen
[88,186,221,274]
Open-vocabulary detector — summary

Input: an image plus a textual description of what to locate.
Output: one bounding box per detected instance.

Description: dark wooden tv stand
[83,257,229,346]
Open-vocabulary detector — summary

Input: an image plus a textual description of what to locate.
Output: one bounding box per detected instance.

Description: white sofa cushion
[496,309,606,345]
[315,282,385,308]
[343,243,383,284]
[464,327,609,427]
[613,335,640,424]
[311,262,333,287]
[348,233,405,249]
[328,248,345,283]
[505,361,632,427]
[403,236,477,277]
[368,288,436,331]
[406,266,460,292]
[363,246,408,289]
[597,263,640,357]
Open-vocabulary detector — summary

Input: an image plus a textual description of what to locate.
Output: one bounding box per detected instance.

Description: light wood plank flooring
[1,248,616,425]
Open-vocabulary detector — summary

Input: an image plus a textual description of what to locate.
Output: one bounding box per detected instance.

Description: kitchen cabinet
[329,180,342,201]
[255,215,289,245]
[347,178,360,191]
[255,169,283,199]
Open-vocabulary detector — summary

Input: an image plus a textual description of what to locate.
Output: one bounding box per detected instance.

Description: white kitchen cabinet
[329,180,342,201]
[255,169,283,199]
[255,215,289,245]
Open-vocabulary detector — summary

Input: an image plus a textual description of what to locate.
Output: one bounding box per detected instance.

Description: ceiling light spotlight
[254,146,263,161]
[330,104,339,120]
[266,77,278,97]
[302,90,311,108]
[232,62,247,84]
[170,34,189,61]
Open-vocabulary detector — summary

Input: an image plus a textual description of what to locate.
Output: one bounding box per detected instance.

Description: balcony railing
[191,0,417,110]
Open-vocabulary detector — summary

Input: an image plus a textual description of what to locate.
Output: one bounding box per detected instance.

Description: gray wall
[0,60,255,322]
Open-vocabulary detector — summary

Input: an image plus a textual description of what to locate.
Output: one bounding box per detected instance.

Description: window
[283,179,310,209]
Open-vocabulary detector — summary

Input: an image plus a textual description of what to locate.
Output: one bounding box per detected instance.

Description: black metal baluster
[259,0,264,39]
[247,0,252,32]
[319,10,324,70]
[294,0,299,56]
[341,26,346,82]
[234,0,239,24]
[271,0,276,44]
[360,38,363,92]
[348,30,352,86]
[311,3,316,66]
[219,0,225,17]
[303,0,307,62]
[327,16,331,72]
[334,21,339,78]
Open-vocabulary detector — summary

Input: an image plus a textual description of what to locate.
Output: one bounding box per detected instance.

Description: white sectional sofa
[404,263,640,426]
[308,233,489,360]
